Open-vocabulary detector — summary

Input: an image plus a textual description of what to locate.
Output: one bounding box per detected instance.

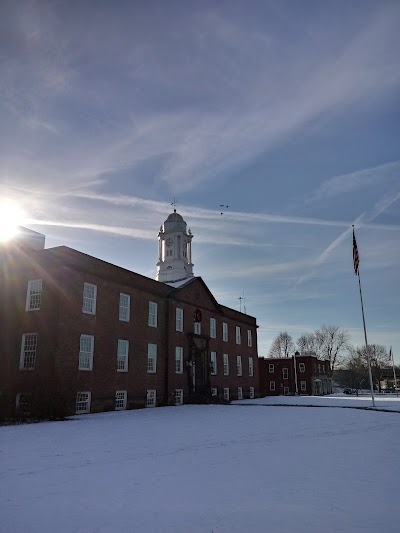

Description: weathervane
[171,198,178,212]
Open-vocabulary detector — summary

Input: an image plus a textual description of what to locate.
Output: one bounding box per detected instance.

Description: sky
[1,0,399,361]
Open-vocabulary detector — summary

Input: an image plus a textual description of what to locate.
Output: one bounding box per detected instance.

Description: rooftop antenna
[171,198,177,212]
[243,290,247,315]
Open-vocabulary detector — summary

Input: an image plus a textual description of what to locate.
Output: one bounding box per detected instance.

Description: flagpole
[391,348,398,397]
[353,226,375,407]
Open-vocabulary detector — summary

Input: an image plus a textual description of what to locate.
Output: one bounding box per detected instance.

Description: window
[299,363,305,373]
[147,343,157,373]
[117,339,129,372]
[249,387,255,399]
[210,351,217,375]
[237,387,243,400]
[249,357,254,377]
[283,368,288,379]
[211,387,218,397]
[194,321,201,335]
[19,333,38,370]
[25,279,42,311]
[223,387,230,401]
[301,381,307,392]
[76,392,91,414]
[148,301,158,327]
[322,364,325,373]
[79,335,94,370]
[237,355,242,376]
[16,393,31,414]
[176,308,183,332]
[175,346,183,374]
[247,329,252,347]
[269,363,275,373]
[82,283,97,315]
[235,326,241,344]
[115,390,127,410]
[223,322,228,342]
[119,293,130,322]
[270,381,276,391]
[210,318,216,338]
[284,387,289,395]
[146,389,156,407]
[174,389,183,406]
[223,354,229,376]
[318,364,321,373]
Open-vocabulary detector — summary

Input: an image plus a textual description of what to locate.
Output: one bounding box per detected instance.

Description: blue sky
[1,0,399,361]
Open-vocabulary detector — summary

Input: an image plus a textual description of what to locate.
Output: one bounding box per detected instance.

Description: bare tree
[296,333,317,354]
[353,344,391,391]
[315,325,350,371]
[269,331,295,358]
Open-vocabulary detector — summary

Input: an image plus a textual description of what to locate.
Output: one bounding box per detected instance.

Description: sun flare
[0,200,25,242]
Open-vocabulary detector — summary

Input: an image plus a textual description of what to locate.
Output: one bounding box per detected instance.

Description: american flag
[352,227,359,276]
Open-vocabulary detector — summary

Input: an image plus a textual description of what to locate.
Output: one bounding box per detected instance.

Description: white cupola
[156,209,194,282]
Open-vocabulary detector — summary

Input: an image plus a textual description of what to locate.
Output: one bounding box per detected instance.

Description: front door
[188,336,209,402]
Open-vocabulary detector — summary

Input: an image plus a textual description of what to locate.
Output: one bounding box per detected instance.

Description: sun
[0,200,26,242]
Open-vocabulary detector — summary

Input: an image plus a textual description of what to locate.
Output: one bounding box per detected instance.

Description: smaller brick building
[259,352,333,396]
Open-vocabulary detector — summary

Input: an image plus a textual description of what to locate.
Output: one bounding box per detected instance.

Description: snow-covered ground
[1,396,399,533]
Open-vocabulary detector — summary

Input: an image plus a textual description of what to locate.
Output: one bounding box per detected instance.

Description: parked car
[343,388,354,394]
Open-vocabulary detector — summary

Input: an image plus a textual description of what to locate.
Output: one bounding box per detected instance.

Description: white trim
[248,357,254,377]
[117,339,129,372]
[148,301,158,327]
[247,329,252,347]
[76,391,91,414]
[174,389,183,406]
[115,390,127,410]
[270,381,276,391]
[25,279,42,312]
[119,293,130,322]
[284,387,290,395]
[82,283,97,315]
[282,367,289,380]
[210,351,217,375]
[194,321,201,335]
[16,393,31,413]
[176,307,183,332]
[236,355,242,376]
[299,362,305,373]
[249,387,255,399]
[19,333,38,370]
[269,363,274,372]
[210,318,216,338]
[175,346,183,373]
[223,353,229,376]
[147,343,157,373]
[211,387,218,397]
[301,381,307,391]
[237,387,243,400]
[146,389,156,407]
[223,387,230,401]
[235,326,241,345]
[79,334,94,371]
[222,322,228,342]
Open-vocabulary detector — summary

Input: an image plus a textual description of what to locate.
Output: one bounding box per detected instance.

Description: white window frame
[148,301,158,327]
[194,321,201,335]
[115,390,127,410]
[76,392,91,414]
[82,282,97,315]
[16,393,31,413]
[247,329,252,347]
[119,293,130,322]
[79,334,94,371]
[301,381,307,392]
[235,326,241,345]
[270,381,276,391]
[25,279,42,312]
[284,387,290,395]
[147,343,157,373]
[174,389,183,406]
[176,307,183,332]
[211,387,218,397]
[19,333,38,370]
[249,387,255,399]
[146,389,156,407]
[237,387,243,400]
[175,346,183,374]
[210,351,217,375]
[299,362,305,373]
[283,368,288,379]
[117,339,129,372]
[222,322,228,342]
[223,353,229,376]
[223,387,230,401]
[210,318,216,339]
[248,357,254,377]
[269,363,275,373]
[236,355,242,376]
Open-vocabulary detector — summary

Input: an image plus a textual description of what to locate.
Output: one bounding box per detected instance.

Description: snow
[1,397,400,533]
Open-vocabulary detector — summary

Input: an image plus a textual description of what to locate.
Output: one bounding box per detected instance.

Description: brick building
[0,212,259,418]
[259,352,333,397]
